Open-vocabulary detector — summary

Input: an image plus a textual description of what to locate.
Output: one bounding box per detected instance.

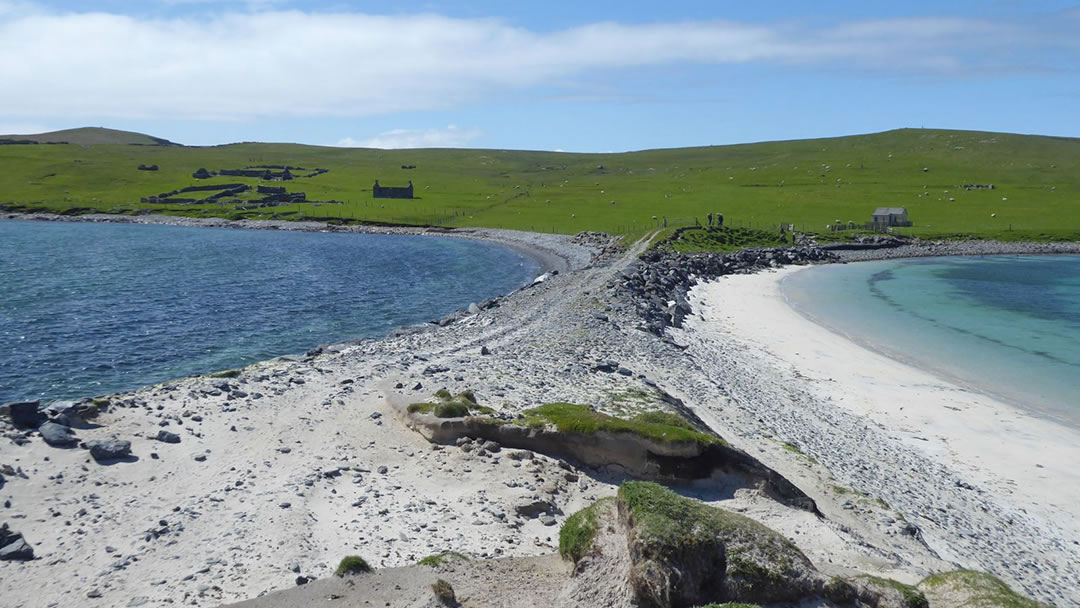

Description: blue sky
[1,1,1077,150]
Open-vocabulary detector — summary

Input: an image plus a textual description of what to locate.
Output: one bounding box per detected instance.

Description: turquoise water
[782,255,1080,427]
[0,220,540,403]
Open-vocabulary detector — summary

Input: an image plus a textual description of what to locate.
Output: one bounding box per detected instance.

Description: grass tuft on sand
[417,551,470,567]
[408,390,495,418]
[334,555,372,577]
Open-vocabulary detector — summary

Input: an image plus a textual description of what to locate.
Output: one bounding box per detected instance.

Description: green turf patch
[522,403,719,446]
[334,555,372,577]
[618,481,816,605]
[559,497,613,564]
[919,570,1049,608]
[618,482,799,563]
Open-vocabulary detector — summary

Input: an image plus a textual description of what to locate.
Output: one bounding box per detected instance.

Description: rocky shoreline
[2,219,1077,607]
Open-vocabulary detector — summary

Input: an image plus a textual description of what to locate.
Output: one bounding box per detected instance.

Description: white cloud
[0,6,1069,121]
[0,121,53,136]
[337,125,483,149]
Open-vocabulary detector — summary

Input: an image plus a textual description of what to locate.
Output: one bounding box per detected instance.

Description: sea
[781,255,1080,428]
[0,220,540,403]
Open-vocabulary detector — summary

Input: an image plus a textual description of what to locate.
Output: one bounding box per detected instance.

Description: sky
[0,1,1077,150]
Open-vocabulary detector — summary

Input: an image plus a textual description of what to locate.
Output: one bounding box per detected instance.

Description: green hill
[0,126,178,146]
[1,128,1077,242]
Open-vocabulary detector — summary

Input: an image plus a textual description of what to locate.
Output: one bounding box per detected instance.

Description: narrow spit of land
[0,220,1076,608]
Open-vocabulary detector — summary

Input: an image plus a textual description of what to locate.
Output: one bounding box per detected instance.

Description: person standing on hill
[707,212,713,226]
[716,212,724,227]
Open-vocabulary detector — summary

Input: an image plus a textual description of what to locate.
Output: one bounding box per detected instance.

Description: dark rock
[0,523,34,561]
[7,401,43,428]
[39,421,77,447]
[592,361,619,374]
[84,438,132,462]
[156,430,181,444]
[515,500,559,518]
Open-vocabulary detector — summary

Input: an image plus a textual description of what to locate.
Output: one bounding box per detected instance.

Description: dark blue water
[0,221,540,402]
[783,255,1080,426]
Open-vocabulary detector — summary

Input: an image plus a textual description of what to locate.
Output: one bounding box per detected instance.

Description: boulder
[156,430,181,444]
[39,422,77,447]
[84,438,132,462]
[6,400,43,428]
[516,499,559,518]
[0,523,34,561]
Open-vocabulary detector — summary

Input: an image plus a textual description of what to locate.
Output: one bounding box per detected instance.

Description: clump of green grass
[558,497,613,564]
[207,369,241,379]
[857,575,928,608]
[919,570,1049,608]
[780,441,818,465]
[334,555,371,577]
[407,390,495,418]
[417,551,469,567]
[522,403,720,446]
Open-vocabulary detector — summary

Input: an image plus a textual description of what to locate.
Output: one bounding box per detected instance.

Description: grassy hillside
[1,128,1077,242]
[0,127,176,146]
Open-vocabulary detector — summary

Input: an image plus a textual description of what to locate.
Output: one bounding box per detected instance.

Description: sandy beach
[675,266,1080,605]
[2,224,1078,607]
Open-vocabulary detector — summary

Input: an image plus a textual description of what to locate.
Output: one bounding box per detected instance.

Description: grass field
[1,128,1078,243]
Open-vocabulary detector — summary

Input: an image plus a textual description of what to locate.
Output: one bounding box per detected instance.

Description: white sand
[683,266,1080,586]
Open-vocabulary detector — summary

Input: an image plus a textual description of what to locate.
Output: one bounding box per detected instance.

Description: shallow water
[782,255,1080,427]
[0,221,539,402]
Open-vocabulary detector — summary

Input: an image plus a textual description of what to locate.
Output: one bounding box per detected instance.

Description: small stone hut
[871,207,910,228]
[373,180,414,199]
